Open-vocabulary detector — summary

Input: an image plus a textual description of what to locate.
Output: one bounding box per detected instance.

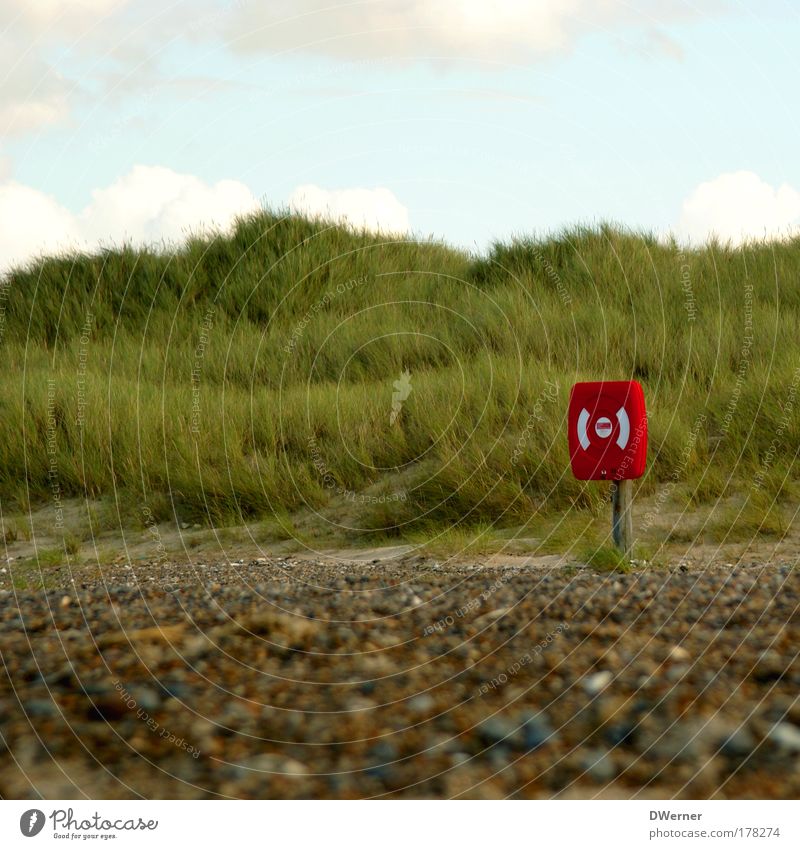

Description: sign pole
[568,380,646,562]
[611,479,633,556]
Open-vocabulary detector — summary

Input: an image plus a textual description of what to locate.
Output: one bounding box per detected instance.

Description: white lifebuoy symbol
[615,406,630,449]
[577,405,630,450]
[577,408,591,450]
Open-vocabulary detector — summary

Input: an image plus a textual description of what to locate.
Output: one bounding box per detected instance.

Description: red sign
[568,380,647,480]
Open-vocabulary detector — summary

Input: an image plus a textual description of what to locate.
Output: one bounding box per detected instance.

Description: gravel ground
[1,553,799,799]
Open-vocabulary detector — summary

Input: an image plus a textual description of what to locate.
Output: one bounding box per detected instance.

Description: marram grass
[2,210,799,541]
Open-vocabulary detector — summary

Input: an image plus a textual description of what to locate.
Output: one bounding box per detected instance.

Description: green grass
[10,549,66,589]
[2,209,800,545]
[404,522,500,557]
[579,545,632,573]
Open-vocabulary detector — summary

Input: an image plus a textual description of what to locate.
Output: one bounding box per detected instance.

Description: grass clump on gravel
[579,545,632,574]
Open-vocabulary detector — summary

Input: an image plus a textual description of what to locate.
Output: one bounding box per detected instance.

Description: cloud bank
[0,165,260,272]
[288,184,410,234]
[0,1,132,135]
[675,171,800,246]
[225,0,700,63]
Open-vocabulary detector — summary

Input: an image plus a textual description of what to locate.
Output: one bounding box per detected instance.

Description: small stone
[768,722,800,753]
[129,735,151,752]
[367,740,398,762]
[43,665,75,688]
[477,717,516,746]
[753,650,787,683]
[160,681,192,700]
[87,693,129,721]
[720,726,757,758]
[580,748,616,783]
[650,732,697,762]
[488,746,511,769]
[231,754,306,775]
[518,713,556,750]
[604,721,638,748]
[666,664,690,682]
[182,635,212,660]
[474,608,513,628]
[128,686,162,712]
[365,741,398,780]
[24,699,59,718]
[408,694,436,714]
[59,595,72,608]
[668,645,690,663]
[583,670,613,696]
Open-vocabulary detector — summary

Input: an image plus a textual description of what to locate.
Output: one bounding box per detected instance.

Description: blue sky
[2,1,800,269]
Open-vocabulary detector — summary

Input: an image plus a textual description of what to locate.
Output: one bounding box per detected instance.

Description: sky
[1,0,800,271]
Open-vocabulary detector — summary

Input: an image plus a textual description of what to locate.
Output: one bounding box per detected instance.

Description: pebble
[474,607,513,628]
[518,713,556,750]
[24,699,60,718]
[583,670,613,696]
[230,754,307,776]
[128,686,162,712]
[768,722,800,754]
[604,720,638,748]
[668,645,690,662]
[408,694,436,714]
[580,748,616,783]
[365,741,399,781]
[477,717,516,746]
[720,726,757,758]
[753,650,787,683]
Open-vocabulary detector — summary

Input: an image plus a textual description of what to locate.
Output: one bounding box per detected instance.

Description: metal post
[611,479,633,556]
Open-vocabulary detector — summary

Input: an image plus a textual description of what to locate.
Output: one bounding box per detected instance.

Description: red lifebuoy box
[568,380,647,481]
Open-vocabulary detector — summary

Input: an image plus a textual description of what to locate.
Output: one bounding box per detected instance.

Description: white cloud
[674,171,800,246]
[288,184,410,234]
[0,0,127,30]
[0,182,80,271]
[225,0,700,63]
[0,1,156,135]
[0,165,260,273]
[79,165,259,244]
[0,39,70,135]
[0,97,68,134]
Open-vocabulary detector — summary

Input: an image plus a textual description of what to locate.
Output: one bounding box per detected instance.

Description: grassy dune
[1,210,798,548]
